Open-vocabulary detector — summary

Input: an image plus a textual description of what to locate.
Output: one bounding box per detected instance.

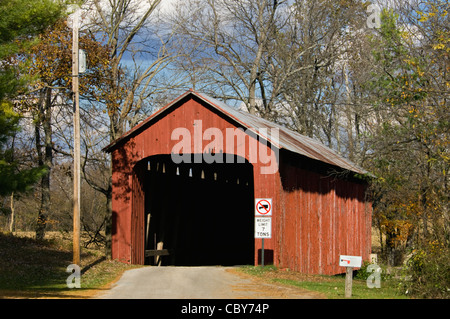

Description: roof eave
[102,90,194,153]
[102,89,369,177]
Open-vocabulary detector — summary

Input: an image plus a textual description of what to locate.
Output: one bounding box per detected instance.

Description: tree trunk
[9,192,15,233]
[36,87,53,240]
[104,174,112,259]
[385,229,404,266]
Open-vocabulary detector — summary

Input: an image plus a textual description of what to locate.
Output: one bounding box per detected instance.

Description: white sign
[255,198,272,216]
[339,255,362,268]
[79,49,87,73]
[255,217,272,238]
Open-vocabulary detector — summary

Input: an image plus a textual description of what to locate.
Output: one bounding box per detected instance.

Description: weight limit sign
[255,217,272,238]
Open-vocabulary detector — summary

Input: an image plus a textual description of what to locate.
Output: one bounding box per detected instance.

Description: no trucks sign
[255,198,272,216]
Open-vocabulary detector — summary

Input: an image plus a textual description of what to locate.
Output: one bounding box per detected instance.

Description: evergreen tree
[0,1,66,196]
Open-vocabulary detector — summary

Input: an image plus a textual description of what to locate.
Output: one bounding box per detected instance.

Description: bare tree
[169,0,370,153]
[169,0,292,115]
[80,0,181,256]
[86,0,179,138]
[274,0,370,156]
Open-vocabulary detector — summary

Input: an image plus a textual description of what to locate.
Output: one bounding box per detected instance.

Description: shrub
[402,240,450,299]
[355,261,391,282]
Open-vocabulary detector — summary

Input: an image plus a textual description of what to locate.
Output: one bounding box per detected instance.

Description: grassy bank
[1,231,410,299]
[238,265,409,299]
[0,232,139,298]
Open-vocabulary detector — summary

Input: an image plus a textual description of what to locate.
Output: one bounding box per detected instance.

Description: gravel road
[96,266,323,299]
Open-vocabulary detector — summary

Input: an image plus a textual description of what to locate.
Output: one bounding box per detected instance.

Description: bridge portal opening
[140,154,254,266]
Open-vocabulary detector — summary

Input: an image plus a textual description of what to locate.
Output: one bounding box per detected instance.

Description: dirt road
[96,266,323,299]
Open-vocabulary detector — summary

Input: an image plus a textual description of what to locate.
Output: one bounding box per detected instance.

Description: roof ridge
[103,90,368,175]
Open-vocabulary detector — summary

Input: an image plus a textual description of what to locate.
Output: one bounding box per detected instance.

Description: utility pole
[72,8,81,266]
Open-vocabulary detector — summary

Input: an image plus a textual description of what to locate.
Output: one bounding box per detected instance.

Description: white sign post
[255,199,272,267]
[339,255,362,298]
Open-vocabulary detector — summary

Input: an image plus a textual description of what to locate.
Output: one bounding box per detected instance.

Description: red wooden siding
[277,153,372,275]
[109,95,279,265]
[131,164,145,264]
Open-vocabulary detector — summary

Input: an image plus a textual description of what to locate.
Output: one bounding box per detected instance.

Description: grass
[0,231,140,298]
[0,231,410,299]
[239,265,409,299]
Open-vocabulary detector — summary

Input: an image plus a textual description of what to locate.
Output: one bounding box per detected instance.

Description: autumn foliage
[24,19,113,103]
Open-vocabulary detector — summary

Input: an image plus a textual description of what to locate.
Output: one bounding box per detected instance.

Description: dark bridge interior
[142,154,254,266]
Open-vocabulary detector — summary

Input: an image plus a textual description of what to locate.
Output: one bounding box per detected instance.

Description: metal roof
[104,89,367,175]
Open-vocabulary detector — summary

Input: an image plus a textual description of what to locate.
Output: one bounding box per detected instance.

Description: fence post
[345,267,353,298]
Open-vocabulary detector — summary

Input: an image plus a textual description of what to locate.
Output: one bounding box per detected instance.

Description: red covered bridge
[103,89,372,275]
